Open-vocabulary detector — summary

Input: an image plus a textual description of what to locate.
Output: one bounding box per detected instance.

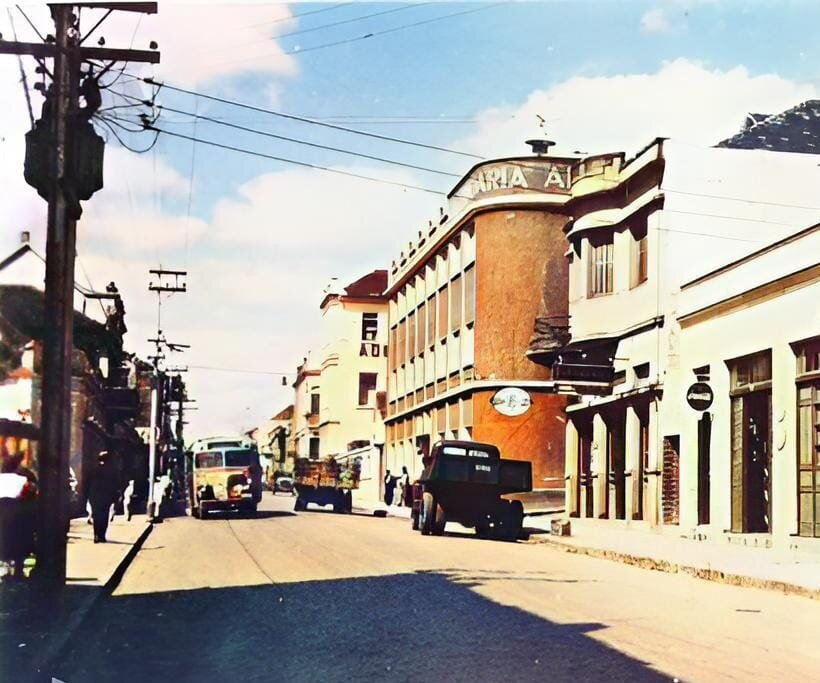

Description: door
[577,420,594,518]
[633,406,649,520]
[730,392,772,533]
[608,418,626,520]
[697,412,712,525]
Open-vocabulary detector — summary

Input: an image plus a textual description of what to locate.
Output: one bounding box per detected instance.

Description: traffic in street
[53,492,820,682]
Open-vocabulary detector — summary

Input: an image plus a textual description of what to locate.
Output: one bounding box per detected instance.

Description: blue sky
[1,1,819,437]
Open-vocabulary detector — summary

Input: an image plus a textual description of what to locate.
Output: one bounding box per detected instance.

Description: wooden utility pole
[0,3,160,587]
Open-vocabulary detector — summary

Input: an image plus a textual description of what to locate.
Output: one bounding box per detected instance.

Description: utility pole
[147,268,187,520]
[1,3,160,587]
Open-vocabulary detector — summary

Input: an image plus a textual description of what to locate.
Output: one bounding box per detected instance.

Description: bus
[188,436,263,519]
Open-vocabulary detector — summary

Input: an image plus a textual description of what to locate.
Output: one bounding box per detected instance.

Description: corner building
[384,149,619,488]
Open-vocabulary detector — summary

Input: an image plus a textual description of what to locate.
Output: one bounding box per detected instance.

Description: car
[274,476,294,494]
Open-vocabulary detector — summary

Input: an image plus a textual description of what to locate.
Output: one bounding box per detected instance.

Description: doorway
[730,392,772,533]
[575,418,594,518]
[606,411,626,520]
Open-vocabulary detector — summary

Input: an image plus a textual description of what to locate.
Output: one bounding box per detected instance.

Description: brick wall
[662,436,680,525]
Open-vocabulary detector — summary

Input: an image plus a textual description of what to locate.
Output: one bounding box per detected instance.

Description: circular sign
[686,382,714,411]
[490,387,532,417]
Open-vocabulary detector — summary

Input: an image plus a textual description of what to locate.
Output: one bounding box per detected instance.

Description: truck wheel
[433,504,447,535]
[508,500,524,540]
[294,497,306,512]
[420,492,435,535]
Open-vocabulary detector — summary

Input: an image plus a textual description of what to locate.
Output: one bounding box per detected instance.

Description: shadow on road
[53,571,666,682]
[202,510,296,521]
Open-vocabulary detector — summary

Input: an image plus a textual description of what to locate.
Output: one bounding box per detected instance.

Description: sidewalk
[526,515,820,599]
[1,513,152,680]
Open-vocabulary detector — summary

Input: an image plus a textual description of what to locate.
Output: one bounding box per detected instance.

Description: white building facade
[555,140,820,538]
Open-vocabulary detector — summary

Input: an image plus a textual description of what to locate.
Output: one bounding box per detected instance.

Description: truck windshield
[225,450,253,467]
[196,452,223,468]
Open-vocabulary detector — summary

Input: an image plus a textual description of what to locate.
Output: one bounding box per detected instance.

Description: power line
[145,124,450,196]
[188,364,291,376]
[663,187,820,211]
[114,91,460,177]
[241,2,355,29]
[14,4,44,42]
[213,2,508,64]
[135,74,482,159]
[275,3,429,39]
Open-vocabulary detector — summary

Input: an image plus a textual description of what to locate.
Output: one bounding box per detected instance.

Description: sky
[1,0,819,440]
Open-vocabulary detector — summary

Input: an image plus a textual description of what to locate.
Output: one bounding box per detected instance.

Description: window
[310,393,320,415]
[417,302,426,356]
[588,239,614,296]
[427,295,436,347]
[362,312,378,341]
[309,437,320,459]
[195,452,222,468]
[407,313,416,361]
[631,228,648,287]
[358,372,378,405]
[397,319,405,365]
[225,449,253,467]
[450,275,462,331]
[389,326,397,370]
[796,339,820,538]
[464,266,476,324]
[730,351,772,391]
[437,285,448,339]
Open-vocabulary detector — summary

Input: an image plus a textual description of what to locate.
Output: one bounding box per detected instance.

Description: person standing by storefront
[86,451,118,543]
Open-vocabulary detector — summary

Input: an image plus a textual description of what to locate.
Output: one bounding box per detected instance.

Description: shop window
[358,372,377,406]
[630,227,648,288]
[795,339,820,537]
[309,437,320,459]
[464,266,476,325]
[362,312,378,341]
[588,238,614,297]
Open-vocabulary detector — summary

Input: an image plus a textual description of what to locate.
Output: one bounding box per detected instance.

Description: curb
[529,535,820,601]
[31,521,153,682]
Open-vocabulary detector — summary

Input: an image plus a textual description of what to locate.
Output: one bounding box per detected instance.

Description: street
[53,492,820,683]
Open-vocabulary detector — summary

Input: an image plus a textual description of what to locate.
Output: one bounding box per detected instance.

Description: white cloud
[641,8,674,33]
[457,59,817,160]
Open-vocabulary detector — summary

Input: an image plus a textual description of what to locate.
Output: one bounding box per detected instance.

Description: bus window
[225,450,254,467]
[196,452,223,468]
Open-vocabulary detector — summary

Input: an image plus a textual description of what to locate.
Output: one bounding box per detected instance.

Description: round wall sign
[490,387,532,417]
[686,382,714,411]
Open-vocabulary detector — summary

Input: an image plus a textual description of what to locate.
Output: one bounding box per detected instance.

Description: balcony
[305,412,320,428]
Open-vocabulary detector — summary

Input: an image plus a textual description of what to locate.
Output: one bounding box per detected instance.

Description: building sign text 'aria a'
[455,160,572,200]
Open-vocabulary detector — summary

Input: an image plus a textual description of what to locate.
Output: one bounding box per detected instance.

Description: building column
[645,400,661,527]
[625,405,640,523]
[565,419,579,517]
[772,342,798,544]
[592,412,608,519]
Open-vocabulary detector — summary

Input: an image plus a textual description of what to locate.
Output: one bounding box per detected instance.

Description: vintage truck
[411,440,532,541]
[293,457,360,513]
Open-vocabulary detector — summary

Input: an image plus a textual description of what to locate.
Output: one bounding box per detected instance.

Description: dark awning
[0,418,40,440]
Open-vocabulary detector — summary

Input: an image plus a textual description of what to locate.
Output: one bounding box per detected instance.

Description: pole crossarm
[0,41,160,64]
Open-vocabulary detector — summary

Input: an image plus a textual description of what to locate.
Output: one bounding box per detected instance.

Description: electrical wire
[14,4,44,41]
[144,124,449,196]
[188,364,290,376]
[274,3,429,40]
[113,90,460,177]
[132,74,483,159]
[240,2,355,29]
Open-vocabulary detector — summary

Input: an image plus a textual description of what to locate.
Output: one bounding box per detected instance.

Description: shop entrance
[730,392,772,533]
[575,418,594,518]
[605,409,626,520]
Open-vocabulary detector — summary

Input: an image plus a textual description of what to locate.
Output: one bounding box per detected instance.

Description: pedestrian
[86,450,118,543]
[383,470,398,506]
[400,466,412,507]
[0,453,37,580]
[123,479,135,521]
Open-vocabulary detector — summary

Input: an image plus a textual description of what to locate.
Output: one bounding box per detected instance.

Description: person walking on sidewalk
[383,470,398,506]
[86,451,118,543]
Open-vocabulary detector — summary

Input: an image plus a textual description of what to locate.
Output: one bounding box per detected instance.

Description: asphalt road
[53,492,820,683]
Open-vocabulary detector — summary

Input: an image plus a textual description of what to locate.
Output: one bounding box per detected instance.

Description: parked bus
[188,436,263,519]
